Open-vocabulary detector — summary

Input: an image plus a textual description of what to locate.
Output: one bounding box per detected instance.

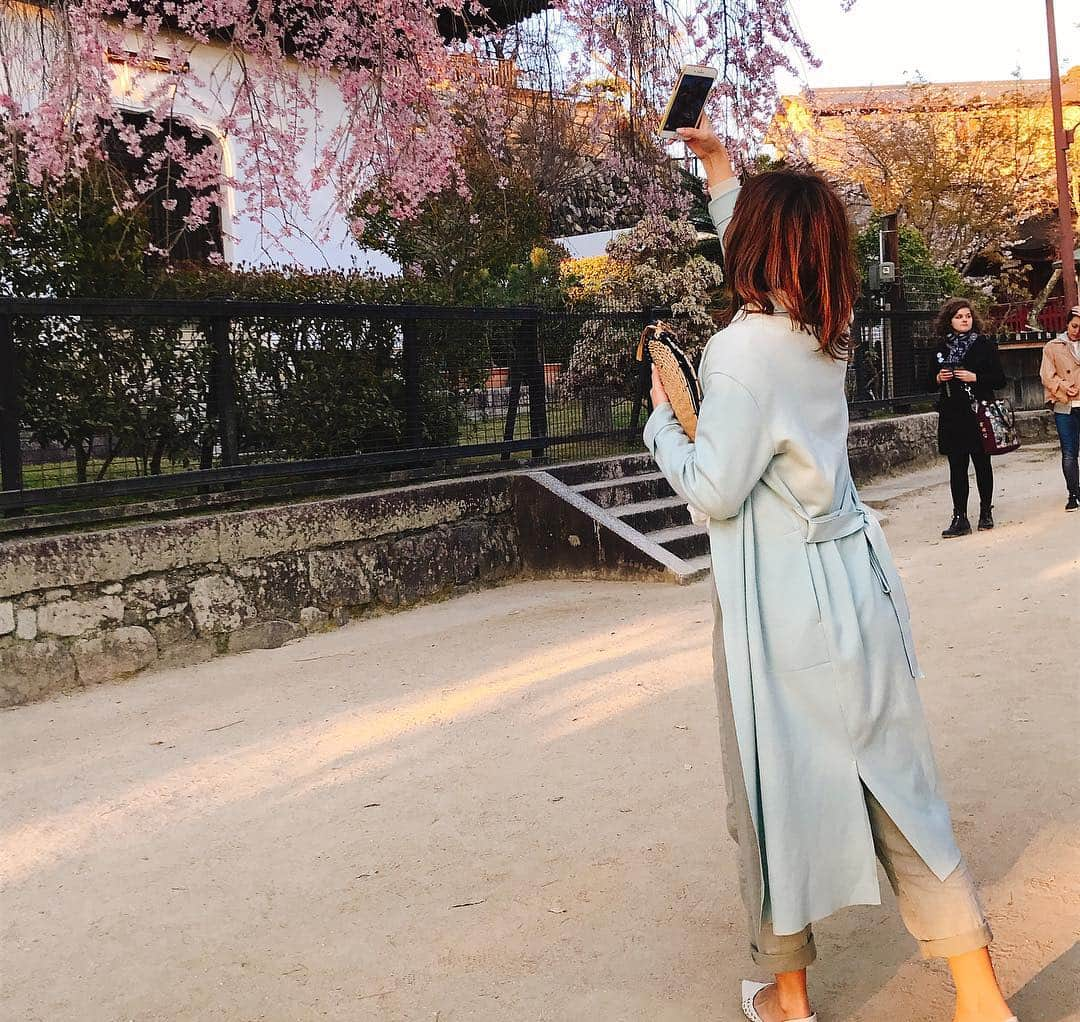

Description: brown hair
[935,297,984,337]
[719,169,859,359]
[1068,305,1080,324]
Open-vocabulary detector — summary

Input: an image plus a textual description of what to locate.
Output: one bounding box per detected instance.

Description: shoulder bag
[969,389,1021,455]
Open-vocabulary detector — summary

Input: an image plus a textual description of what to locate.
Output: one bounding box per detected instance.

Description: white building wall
[110,32,394,272]
[2,5,396,272]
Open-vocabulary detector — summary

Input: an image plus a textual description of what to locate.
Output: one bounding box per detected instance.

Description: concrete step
[609,495,691,533]
[571,472,674,509]
[524,463,708,585]
[678,553,713,583]
[646,522,710,560]
[547,453,656,487]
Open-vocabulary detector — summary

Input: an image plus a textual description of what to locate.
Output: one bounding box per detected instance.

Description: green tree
[1,156,210,481]
[355,140,551,304]
[855,217,977,310]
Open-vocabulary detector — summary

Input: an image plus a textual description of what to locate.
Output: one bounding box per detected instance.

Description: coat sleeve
[643,370,775,521]
[928,343,944,390]
[1040,346,1070,405]
[979,337,1007,391]
[706,179,740,255]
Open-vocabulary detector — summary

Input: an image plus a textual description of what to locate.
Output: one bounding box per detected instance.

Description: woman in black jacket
[933,298,1007,537]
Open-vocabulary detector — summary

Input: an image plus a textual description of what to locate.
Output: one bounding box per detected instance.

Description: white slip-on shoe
[740,980,817,1022]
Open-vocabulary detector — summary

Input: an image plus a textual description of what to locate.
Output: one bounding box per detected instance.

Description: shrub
[561,216,724,397]
[159,266,494,458]
[560,255,634,304]
[1,158,209,480]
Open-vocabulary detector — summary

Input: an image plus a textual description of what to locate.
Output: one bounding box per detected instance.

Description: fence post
[211,316,239,466]
[0,313,23,494]
[501,331,522,461]
[402,317,422,448]
[629,310,653,433]
[201,332,218,471]
[851,314,874,406]
[521,313,547,458]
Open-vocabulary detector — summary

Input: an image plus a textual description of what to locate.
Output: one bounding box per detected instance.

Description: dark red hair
[720,170,859,359]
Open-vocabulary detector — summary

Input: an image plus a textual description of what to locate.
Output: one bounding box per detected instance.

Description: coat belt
[798,504,893,595]
[799,506,868,544]
[795,500,918,675]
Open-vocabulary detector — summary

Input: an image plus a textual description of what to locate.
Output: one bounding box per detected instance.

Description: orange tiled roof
[797,66,1079,113]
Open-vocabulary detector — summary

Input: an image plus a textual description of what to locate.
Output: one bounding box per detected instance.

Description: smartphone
[659,65,718,139]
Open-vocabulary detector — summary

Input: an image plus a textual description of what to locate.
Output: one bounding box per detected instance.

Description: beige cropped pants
[711,592,992,972]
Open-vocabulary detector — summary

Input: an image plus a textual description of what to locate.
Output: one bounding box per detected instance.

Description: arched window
[105,110,224,262]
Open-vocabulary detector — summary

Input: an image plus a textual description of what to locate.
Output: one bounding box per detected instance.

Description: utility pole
[880,212,901,400]
[1046,0,1078,310]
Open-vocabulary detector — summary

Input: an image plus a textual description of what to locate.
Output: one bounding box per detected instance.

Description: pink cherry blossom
[1,1,820,253]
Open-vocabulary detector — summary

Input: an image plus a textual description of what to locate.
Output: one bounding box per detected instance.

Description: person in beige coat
[647,118,1018,1022]
[1039,305,1080,510]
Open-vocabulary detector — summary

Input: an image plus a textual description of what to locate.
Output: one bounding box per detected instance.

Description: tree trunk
[1028,268,1062,329]
[73,441,89,483]
[95,438,118,481]
[582,387,615,433]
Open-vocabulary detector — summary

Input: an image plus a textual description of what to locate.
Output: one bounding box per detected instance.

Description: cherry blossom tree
[1,0,821,254]
[555,0,817,154]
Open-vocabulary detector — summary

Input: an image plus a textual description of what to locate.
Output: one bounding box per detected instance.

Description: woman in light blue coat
[643,121,1016,1022]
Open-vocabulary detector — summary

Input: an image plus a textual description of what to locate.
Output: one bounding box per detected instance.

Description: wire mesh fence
[12,312,213,491]
[0,300,664,527]
[847,309,939,413]
[1,298,943,530]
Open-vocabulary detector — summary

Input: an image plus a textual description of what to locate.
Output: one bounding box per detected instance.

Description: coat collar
[1049,334,1080,363]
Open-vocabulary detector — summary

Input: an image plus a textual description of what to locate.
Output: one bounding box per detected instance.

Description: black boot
[1067,494,1079,512]
[978,505,994,530]
[941,512,971,538]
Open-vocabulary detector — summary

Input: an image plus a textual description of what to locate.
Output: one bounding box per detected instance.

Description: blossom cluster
[561,213,725,394]
[2,0,820,252]
[1,0,484,245]
[556,0,819,163]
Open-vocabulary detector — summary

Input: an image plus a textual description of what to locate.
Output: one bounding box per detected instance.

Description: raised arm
[677,117,739,252]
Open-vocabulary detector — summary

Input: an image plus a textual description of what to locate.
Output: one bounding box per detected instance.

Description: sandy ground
[2,445,1078,1022]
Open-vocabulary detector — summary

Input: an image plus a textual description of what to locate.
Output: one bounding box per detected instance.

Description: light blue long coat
[643,184,962,936]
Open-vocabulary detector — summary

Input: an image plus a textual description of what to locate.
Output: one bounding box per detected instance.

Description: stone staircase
[519,453,710,583]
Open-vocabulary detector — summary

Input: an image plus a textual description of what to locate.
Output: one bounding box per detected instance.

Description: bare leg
[751,969,813,1021]
[948,947,1013,1022]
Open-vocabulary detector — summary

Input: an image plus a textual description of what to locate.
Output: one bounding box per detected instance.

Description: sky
[777,0,1080,92]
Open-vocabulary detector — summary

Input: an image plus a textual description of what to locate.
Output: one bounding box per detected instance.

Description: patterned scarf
[944,330,977,364]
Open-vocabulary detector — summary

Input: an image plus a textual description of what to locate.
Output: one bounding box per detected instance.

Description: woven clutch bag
[635,321,703,440]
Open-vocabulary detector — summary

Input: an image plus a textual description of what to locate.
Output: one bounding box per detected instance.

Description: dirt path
[2,445,1078,1022]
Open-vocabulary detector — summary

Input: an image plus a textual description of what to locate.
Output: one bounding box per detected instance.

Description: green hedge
[11,265,523,481]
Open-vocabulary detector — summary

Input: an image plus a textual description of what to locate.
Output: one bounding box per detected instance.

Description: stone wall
[848,412,938,481]
[848,408,1056,481]
[0,477,518,707]
[0,409,1056,707]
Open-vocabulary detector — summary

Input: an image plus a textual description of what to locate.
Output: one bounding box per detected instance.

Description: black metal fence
[0,298,942,533]
[847,307,941,411]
